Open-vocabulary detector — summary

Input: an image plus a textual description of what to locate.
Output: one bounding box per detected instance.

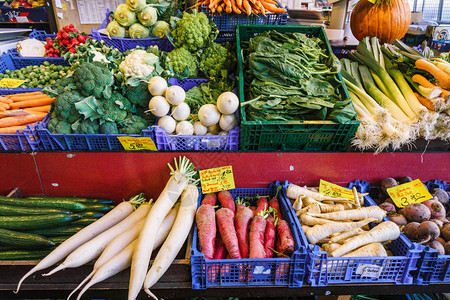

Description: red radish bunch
[195,189,296,260]
[44,24,89,57]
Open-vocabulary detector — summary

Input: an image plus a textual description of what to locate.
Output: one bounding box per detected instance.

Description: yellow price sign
[319,179,355,200]
[0,78,25,88]
[117,137,157,151]
[199,166,235,194]
[387,179,433,208]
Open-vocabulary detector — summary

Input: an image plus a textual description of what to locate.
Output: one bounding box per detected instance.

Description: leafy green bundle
[242,31,356,123]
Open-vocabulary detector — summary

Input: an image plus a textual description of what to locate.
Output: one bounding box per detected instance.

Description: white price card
[356,264,383,278]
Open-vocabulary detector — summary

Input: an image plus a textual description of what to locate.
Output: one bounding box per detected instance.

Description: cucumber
[71,218,97,226]
[0,196,86,212]
[0,249,55,260]
[26,196,114,205]
[0,205,71,216]
[51,236,71,245]
[0,228,55,249]
[81,211,104,219]
[84,204,114,213]
[25,226,84,237]
[0,214,81,231]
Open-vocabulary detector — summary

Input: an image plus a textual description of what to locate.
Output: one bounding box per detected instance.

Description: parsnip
[344,243,387,257]
[306,206,386,222]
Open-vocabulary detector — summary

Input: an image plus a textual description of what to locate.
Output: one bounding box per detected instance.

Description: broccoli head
[199,42,236,80]
[73,61,114,98]
[99,121,119,134]
[172,11,218,52]
[98,92,131,123]
[124,81,151,108]
[54,76,77,95]
[72,118,100,134]
[47,113,73,134]
[118,114,149,134]
[167,47,198,78]
[53,90,84,124]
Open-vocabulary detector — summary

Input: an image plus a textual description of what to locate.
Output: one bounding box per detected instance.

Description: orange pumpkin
[350,0,411,44]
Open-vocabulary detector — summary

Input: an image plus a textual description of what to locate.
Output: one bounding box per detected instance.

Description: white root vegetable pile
[287,183,401,257]
[15,156,199,300]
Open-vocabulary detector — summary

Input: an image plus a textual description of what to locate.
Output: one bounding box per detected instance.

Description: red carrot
[202,193,217,206]
[254,196,268,216]
[218,190,235,214]
[196,204,216,259]
[213,229,228,259]
[268,186,283,220]
[249,212,267,258]
[275,237,282,257]
[276,219,295,256]
[234,203,253,258]
[216,208,241,259]
[235,197,246,211]
[249,206,257,213]
[264,215,276,258]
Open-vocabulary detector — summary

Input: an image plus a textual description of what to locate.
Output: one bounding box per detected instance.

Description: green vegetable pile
[241,31,357,124]
[44,61,154,135]
[0,61,70,89]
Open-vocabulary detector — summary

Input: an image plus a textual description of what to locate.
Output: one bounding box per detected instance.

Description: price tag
[387,179,432,208]
[356,264,383,278]
[62,3,67,10]
[319,179,355,200]
[0,78,25,88]
[199,166,235,194]
[117,137,157,151]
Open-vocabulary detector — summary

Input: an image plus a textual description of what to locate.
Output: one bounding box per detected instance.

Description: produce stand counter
[0,151,449,299]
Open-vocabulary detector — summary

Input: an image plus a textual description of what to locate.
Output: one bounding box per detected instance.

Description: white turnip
[207,124,220,135]
[149,96,170,117]
[148,76,167,96]
[165,85,185,105]
[171,102,190,121]
[158,116,176,134]
[217,92,239,115]
[193,121,207,135]
[176,121,194,135]
[219,114,238,131]
[198,104,220,127]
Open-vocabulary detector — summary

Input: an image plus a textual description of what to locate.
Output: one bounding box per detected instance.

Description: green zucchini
[0,214,81,231]
[0,249,54,260]
[0,228,54,249]
[71,218,97,226]
[81,211,104,219]
[84,204,114,213]
[0,205,71,216]
[25,226,84,237]
[0,196,86,212]
[51,236,71,245]
[26,196,114,205]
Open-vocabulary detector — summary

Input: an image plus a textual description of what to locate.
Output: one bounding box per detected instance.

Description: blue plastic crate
[288,180,423,286]
[35,114,156,151]
[0,53,44,93]
[7,49,69,69]
[191,181,307,289]
[200,3,288,36]
[91,10,173,53]
[0,126,39,152]
[153,78,239,151]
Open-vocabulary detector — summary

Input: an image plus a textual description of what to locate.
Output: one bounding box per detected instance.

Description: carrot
[254,196,268,216]
[415,92,435,110]
[257,1,266,15]
[0,102,9,110]
[9,97,55,109]
[202,193,217,206]
[24,105,51,113]
[264,214,276,258]
[236,0,243,7]
[196,204,216,260]
[217,190,235,214]
[0,96,12,104]
[345,243,387,257]
[216,208,241,259]
[235,197,246,211]
[230,0,242,13]
[249,206,257,213]
[303,218,377,244]
[217,3,224,12]
[415,59,450,90]
[259,1,287,13]
[268,188,282,220]
[6,91,42,98]
[243,0,252,15]
[260,0,277,5]
[276,219,294,256]
[331,221,400,257]
[0,125,27,133]
[8,94,50,102]
[209,0,222,9]
[412,74,435,88]
[225,1,232,13]
[213,229,228,259]
[234,202,253,258]
[306,206,386,222]
[0,112,46,128]
[249,211,266,258]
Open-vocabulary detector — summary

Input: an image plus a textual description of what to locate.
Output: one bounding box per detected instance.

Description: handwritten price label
[199,166,235,194]
[387,179,432,208]
[117,137,157,151]
[319,179,355,200]
[0,78,25,88]
[356,264,383,278]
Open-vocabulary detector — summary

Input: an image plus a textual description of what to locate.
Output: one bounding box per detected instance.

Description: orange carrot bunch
[0,91,53,134]
[194,0,286,16]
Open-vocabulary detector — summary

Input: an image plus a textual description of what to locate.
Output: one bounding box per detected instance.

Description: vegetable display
[194,0,287,15]
[241,30,357,124]
[374,177,450,255]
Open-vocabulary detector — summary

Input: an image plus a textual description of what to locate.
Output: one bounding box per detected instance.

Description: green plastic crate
[236,25,360,151]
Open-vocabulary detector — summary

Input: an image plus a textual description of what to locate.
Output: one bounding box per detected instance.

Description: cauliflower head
[172,12,218,52]
[119,50,159,79]
[167,47,198,78]
[199,42,236,80]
